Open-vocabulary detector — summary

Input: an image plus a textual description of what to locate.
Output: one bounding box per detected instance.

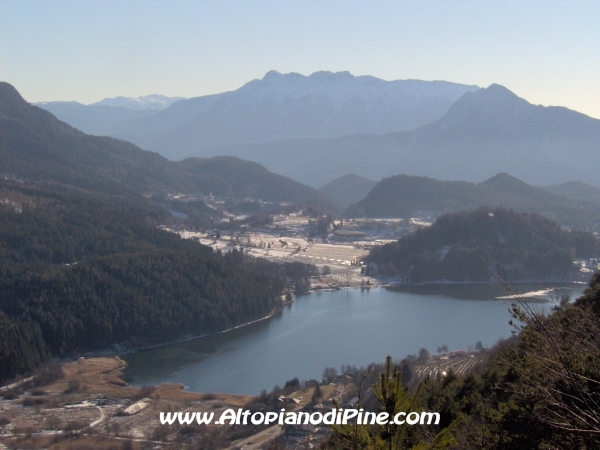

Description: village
[164,205,436,290]
[0,349,489,450]
[166,207,600,289]
[0,355,363,449]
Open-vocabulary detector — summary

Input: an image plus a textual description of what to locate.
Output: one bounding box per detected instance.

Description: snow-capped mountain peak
[92,94,186,111]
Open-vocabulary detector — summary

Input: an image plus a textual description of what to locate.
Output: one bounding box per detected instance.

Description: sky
[1,1,599,118]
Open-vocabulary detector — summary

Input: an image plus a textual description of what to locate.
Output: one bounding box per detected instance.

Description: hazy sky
[1,1,599,118]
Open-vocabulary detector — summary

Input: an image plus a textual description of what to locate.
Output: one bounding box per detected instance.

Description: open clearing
[412,352,486,382]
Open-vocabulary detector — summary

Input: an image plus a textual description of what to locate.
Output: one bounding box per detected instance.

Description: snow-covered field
[177,230,367,270]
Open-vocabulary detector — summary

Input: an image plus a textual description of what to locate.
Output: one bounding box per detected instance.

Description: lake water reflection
[123,283,585,395]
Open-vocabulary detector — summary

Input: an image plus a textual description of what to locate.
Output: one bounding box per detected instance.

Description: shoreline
[53,282,585,396]
[82,304,286,360]
[383,279,584,286]
[86,280,586,361]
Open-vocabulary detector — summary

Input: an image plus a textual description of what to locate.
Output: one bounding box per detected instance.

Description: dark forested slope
[367,207,600,282]
[0,82,183,195]
[176,156,330,204]
[0,181,285,383]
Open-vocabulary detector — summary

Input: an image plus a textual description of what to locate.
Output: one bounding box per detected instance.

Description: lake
[123,283,586,395]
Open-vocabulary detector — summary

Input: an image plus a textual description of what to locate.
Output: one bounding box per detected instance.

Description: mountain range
[7,77,600,230]
[34,94,185,136]
[344,172,600,229]
[34,72,600,190]
[91,94,185,110]
[36,71,479,158]
[203,84,600,187]
[0,82,328,206]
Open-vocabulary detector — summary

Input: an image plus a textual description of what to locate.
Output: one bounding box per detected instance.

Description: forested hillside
[0,82,330,206]
[175,156,330,205]
[0,182,285,382]
[415,273,600,448]
[0,82,334,384]
[367,207,600,282]
[345,173,600,230]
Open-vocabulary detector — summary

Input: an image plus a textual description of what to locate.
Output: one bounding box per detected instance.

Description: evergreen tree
[311,384,323,405]
[327,356,461,449]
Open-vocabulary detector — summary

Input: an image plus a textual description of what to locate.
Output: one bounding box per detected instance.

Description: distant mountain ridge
[0,82,328,205]
[113,71,479,158]
[541,181,600,205]
[36,94,184,112]
[344,172,600,229]
[91,94,185,110]
[319,174,378,209]
[36,71,479,158]
[30,102,156,136]
[27,78,600,190]
[34,94,185,136]
[206,84,600,187]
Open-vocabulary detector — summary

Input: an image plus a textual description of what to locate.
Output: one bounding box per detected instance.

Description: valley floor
[0,357,338,449]
[0,348,487,450]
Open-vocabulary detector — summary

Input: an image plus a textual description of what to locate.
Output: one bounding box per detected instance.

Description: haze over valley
[36,72,600,190]
[3,3,600,446]
[37,71,478,156]
[198,82,600,187]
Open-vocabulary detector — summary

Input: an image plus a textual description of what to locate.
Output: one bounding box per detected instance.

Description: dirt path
[89,405,105,427]
[228,424,283,450]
